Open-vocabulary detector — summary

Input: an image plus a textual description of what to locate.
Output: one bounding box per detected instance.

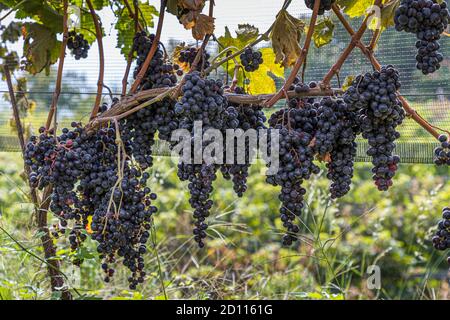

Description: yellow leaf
[368,0,401,31]
[86,215,93,234]
[224,48,284,95]
[336,0,375,18]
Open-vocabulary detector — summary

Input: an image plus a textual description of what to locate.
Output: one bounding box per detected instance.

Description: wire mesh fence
[0,8,449,163]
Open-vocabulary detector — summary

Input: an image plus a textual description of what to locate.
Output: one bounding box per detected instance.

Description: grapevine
[1,0,449,298]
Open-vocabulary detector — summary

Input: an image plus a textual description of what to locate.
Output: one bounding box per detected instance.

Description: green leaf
[115,1,158,57]
[0,287,13,300]
[3,0,63,33]
[22,22,60,75]
[92,0,108,10]
[79,10,97,44]
[312,18,335,48]
[1,21,22,43]
[75,246,96,260]
[217,24,259,52]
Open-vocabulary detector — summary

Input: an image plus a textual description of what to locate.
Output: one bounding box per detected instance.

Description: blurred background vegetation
[0,151,449,300]
[0,2,449,301]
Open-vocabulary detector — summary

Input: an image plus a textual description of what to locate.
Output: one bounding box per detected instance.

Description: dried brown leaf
[179,0,205,11]
[192,14,215,40]
[179,10,197,30]
[270,9,305,68]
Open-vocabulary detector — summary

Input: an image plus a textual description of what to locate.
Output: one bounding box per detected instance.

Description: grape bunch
[178,47,211,72]
[305,0,336,15]
[24,115,160,289]
[288,78,319,107]
[344,65,405,191]
[67,31,90,60]
[326,126,358,199]
[431,207,450,266]
[221,87,267,197]
[314,97,359,198]
[240,47,264,72]
[266,103,320,246]
[315,97,348,156]
[132,31,181,90]
[433,134,450,165]
[394,0,449,74]
[174,72,229,247]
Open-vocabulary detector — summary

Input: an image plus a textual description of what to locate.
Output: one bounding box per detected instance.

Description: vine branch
[129,0,167,94]
[45,0,69,130]
[88,86,343,131]
[322,0,382,86]
[331,4,381,70]
[122,0,140,96]
[122,0,143,31]
[87,0,105,120]
[265,0,321,107]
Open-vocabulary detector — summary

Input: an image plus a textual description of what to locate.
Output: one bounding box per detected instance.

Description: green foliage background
[0,152,449,300]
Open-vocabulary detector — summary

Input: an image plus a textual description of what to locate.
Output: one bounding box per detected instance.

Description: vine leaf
[312,18,335,48]
[22,22,60,75]
[270,9,305,68]
[179,0,206,10]
[1,21,23,42]
[217,24,259,50]
[368,0,401,31]
[224,48,284,95]
[166,0,179,15]
[177,0,212,39]
[336,0,375,18]
[2,0,63,33]
[191,14,214,40]
[115,1,157,57]
[342,75,355,91]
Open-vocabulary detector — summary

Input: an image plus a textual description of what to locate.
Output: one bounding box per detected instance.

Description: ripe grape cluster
[394,0,449,74]
[132,31,181,90]
[315,97,359,199]
[433,134,450,165]
[25,120,159,289]
[431,207,450,266]
[344,65,405,191]
[266,103,320,246]
[174,71,229,247]
[67,31,90,60]
[179,47,211,71]
[240,47,264,72]
[221,87,267,197]
[305,0,336,15]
